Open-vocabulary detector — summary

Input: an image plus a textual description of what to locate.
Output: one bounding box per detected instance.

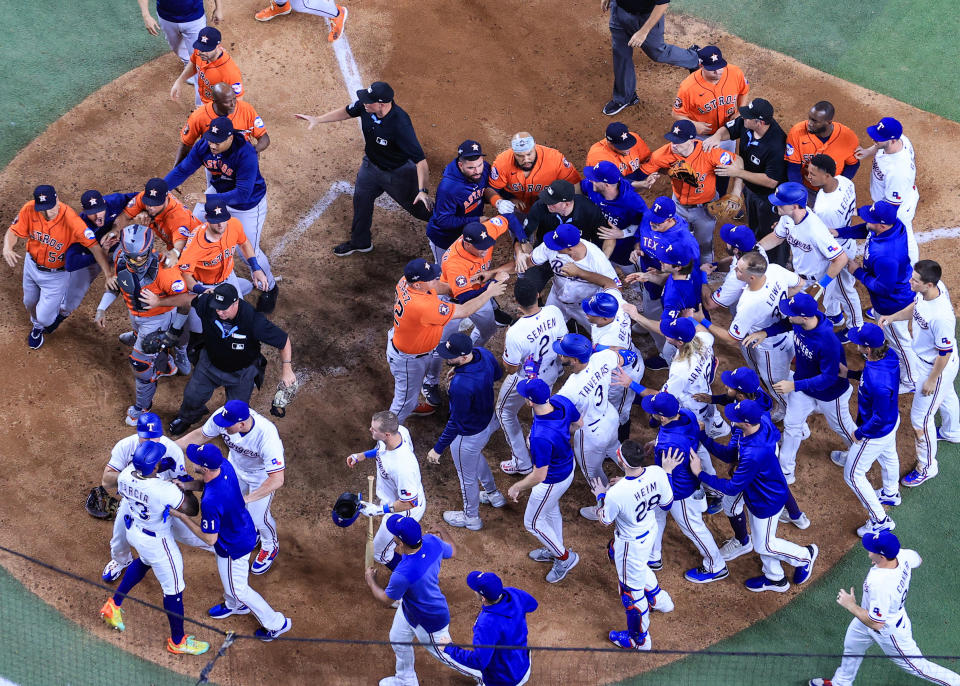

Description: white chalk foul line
[916,226,960,245]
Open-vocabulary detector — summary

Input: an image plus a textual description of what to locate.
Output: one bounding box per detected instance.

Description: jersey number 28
[634,494,662,522]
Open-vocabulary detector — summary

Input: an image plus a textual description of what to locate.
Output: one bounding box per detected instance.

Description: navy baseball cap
[581,291,619,318]
[462,221,496,250]
[211,282,239,310]
[847,323,886,348]
[193,26,221,51]
[867,117,902,142]
[205,117,234,144]
[404,258,441,283]
[720,223,757,252]
[660,317,697,343]
[738,98,774,122]
[658,241,696,266]
[641,391,680,418]
[466,571,504,601]
[143,178,169,207]
[517,378,550,404]
[665,120,697,144]
[205,199,231,222]
[862,530,900,559]
[649,197,677,222]
[858,201,899,226]
[552,333,592,363]
[697,45,727,70]
[543,224,581,251]
[779,292,820,318]
[357,81,394,104]
[768,182,808,207]
[605,122,637,149]
[386,514,422,547]
[214,399,250,428]
[583,161,621,185]
[33,184,57,211]
[721,367,761,394]
[457,140,484,159]
[539,179,575,205]
[81,190,105,212]
[187,443,223,469]
[725,399,764,425]
[436,333,473,359]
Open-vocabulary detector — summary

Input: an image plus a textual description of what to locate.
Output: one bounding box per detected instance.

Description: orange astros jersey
[586,133,652,178]
[115,254,187,317]
[10,201,95,269]
[440,216,510,300]
[181,100,266,147]
[392,277,456,355]
[785,121,860,191]
[640,142,737,205]
[177,218,248,285]
[124,192,201,249]
[673,66,750,135]
[488,144,581,211]
[190,48,244,104]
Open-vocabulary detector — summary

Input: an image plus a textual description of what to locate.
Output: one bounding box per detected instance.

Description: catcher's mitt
[668,159,699,188]
[86,486,119,520]
[139,329,170,355]
[707,194,745,222]
[270,378,300,418]
[331,492,362,527]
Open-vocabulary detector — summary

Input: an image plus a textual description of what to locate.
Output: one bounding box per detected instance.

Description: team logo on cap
[200,35,209,43]
[211,126,219,134]
[478,230,487,240]
[38,194,47,202]
[653,202,662,213]
[710,53,719,62]
[88,197,98,205]
[620,132,629,141]
[213,206,223,215]
[551,230,560,241]
[877,122,884,131]
[672,126,681,136]
[149,189,157,197]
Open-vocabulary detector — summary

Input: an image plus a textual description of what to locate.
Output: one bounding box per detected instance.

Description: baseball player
[487,132,581,214]
[832,324,901,536]
[165,117,279,313]
[705,223,767,313]
[99,412,213,584]
[690,400,818,592]
[115,178,198,266]
[176,400,286,574]
[580,161,648,273]
[176,82,269,165]
[745,293,857,484]
[590,440,676,651]
[3,184,116,349]
[786,101,860,191]
[170,27,244,106]
[856,117,920,263]
[880,260,960,488]
[806,154,863,338]
[506,379,581,583]
[170,444,291,641]
[138,0,214,67]
[93,225,192,424]
[809,532,960,686]
[497,279,568,476]
[98,442,210,655]
[346,410,427,569]
[254,0,347,43]
[673,46,750,150]
[426,140,494,262]
[585,122,652,189]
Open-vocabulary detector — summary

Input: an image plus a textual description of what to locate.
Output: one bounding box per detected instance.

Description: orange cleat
[328,5,348,42]
[255,1,292,22]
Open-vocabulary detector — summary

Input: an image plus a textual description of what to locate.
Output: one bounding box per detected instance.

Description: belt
[616,530,650,541]
[798,274,817,283]
[391,341,430,358]
[125,515,157,537]
[35,263,65,273]
[138,527,157,537]
[918,356,935,366]
[896,616,903,628]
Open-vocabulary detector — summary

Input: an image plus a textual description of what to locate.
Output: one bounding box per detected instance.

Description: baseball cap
[136,411,164,439]
[779,292,820,318]
[542,224,581,251]
[552,333,592,363]
[33,184,57,211]
[660,317,697,343]
[721,367,761,394]
[204,116,234,144]
[847,323,886,348]
[457,140,484,159]
[664,120,697,144]
[211,282,239,310]
[205,199,231,222]
[581,291,619,318]
[724,399,764,425]
[436,332,473,359]
[192,26,221,51]
[404,258,441,283]
[214,399,251,428]
[862,530,900,559]
[720,223,757,252]
[738,98,774,122]
[658,241,696,266]
[143,178,169,207]
[386,514,422,547]
[768,182,808,207]
[539,179,575,205]
[357,81,394,104]
[697,45,727,70]
[186,443,223,469]
[641,391,680,418]
[605,122,637,150]
[517,378,551,404]
[466,571,504,601]
[583,161,622,185]
[858,201,899,226]
[462,221,496,250]
[80,190,104,212]
[866,117,903,142]
[649,197,677,222]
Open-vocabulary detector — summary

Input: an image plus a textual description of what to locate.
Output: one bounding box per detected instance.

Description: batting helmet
[132,441,166,477]
[552,333,592,363]
[137,412,164,439]
[332,492,362,527]
[120,224,154,261]
[581,292,619,318]
[768,182,808,207]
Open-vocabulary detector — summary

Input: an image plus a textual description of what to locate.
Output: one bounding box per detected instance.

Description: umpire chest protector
[117,255,160,312]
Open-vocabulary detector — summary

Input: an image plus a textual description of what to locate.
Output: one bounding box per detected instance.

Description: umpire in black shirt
[704,98,789,265]
[167,283,295,436]
[295,81,433,257]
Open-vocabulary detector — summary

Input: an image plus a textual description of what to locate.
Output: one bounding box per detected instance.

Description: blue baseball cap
[847,323,886,348]
[660,317,697,343]
[862,530,900,559]
[143,178,169,207]
[721,367,761,394]
[386,514,422,547]
[214,399,250,428]
[543,224,581,251]
[33,184,57,211]
[866,117,902,142]
[517,378,551,404]
[457,140,484,159]
[649,197,676,222]
[768,182,808,207]
[466,570,504,601]
[583,161,622,185]
[858,201,899,226]
[463,221,496,250]
[204,199,231,222]
[436,332,473,359]
[204,116,234,144]
[605,122,637,150]
[581,291,619,318]
[192,26,221,51]
[641,391,680,418]
[404,258,441,283]
[658,240,696,266]
[697,45,727,70]
[720,223,757,252]
[186,443,223,469]
[779,293,820,318]
[665,120,697,144]
[552,333,592,363]
[81,190,105,212]
[724,399,764,425]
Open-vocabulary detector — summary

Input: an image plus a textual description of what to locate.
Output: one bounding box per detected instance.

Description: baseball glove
[270,378,300,418]
[707,194,745,222]
[85,486,119,520]
[667,159,699,188]
[139,329,170,355]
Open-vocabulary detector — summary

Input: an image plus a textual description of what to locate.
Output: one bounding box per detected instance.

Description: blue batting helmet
[552,333,593,363]
[136,412,164,439]
[581,292,619,318]
[768,182,808,207]
[120,224,154,260]
[132,441,166,477]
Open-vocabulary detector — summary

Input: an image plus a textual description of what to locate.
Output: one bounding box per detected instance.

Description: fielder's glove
[668,159,699,188]
[271,378,301,418]
[707,194,745,222]
[495,199,516,214]
[85,486,120,520]
[359,500,384,517]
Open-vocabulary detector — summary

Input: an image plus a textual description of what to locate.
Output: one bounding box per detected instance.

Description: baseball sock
[784,490,803,520]
[728,512,749,544]
[163,592,186,645]
[385,551,401,571]
[113,558,149,606]
[557,549,570,561]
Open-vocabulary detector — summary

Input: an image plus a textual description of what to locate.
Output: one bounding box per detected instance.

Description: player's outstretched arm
[293,108,352,130]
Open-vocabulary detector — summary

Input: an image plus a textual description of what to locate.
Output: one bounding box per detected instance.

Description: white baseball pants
[110,499,214,565]
[910,356,960,474]
[216,553,286,631]
[779,387,857,481]
[883,319,921,391]
[613,529,658,591]
[496,363,561,472]
[450,416,500,520]
[652,493,725,573]
[373,501,426,565]
[609,351,645,426]
[545,289,592,331]
[239,484,278,553]
[22,255,69,329]
[386,328,433,424]
[125,525,185,595]
[899,194,919,265]
[822,269,863,328]
[748,509,813,582]
[740,333,794,420]
[523,471,574,558]
[573,410,620,487]
[387,608,484,686]
[843,422,901,524]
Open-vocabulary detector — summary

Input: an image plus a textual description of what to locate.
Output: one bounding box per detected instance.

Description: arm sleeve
[793,350,842,394]
[433,383,472,453]
[834,225,869,240]
[854,384,898,440]
[761,319,792,338]
[699,456,759,496]
[394,116,427,164]
[787,161,803,184]
[164,144,204,190]
[384,572,411,601]
[854,258,902,293]
[431,184,475,231]
[840,160,860,179]
[251,313,290,349]
[442,618,496,670]
[698,432,737,463]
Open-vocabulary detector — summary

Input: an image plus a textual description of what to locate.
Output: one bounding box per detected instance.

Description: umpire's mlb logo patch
[376,137,388,146]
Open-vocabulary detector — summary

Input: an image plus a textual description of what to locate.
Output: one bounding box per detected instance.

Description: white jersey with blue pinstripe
[117,465,184,534]
[600,466,673,539]
[911,283,956,363]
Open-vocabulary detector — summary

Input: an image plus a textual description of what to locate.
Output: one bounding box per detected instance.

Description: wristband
[630,381,647,395]
[596,494,605,507]
[418,188,429,194]
[362,448,377,459]
[490,194,503,205]
[248,257,262,272]
[192,284,207,294]
[700,318,712,329]
[817,274,834,288]
[170,248,181,257]
[382,504,392,514]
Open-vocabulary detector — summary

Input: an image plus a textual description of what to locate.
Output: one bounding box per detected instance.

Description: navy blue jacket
[165,134,266,210]
[852,348,901,440]
[426,157,490,250]
[765,313,849,402]
[66,191,137,271]
[443,588,538,686]
[654,408,701,500]
[434,347,502,453]
[835,221,913,316]
[580,177,647,266]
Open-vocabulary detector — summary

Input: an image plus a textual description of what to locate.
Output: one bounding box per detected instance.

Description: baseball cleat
[936,427,960,443]
[835,327,850,344]
[864,307,877,320]
[100,598,125,631]
[27,327,44,349]
[255,1,292,21]
[255,617,292,642]
[44,313,67,334]
[256,284,279,314]
[643,354,669,370]
[333,241,372,257]
[420,384,441,408]
[793,544,819,585]
[101,559,130,583]
[744,575,790,593]
[528,548,554,563]
[167,635,210,655]
[443,510,483,530]
[778,512,811,530]
[546,551,579,583]
[118,331,137,346]
[172,347,192,376]
[808,679,833,686]
[493,308,515,327]
[705,495,723,515]
[902,464,938,488]
[601,94,640,116]
[783,471,796,485]
[168,416,193,437]
[251,547,279,575]
[410,402,436,417]
[208,603,250,620]
[684,566,729,584]
[857,517,895,537]
[647,588,674,613]
[479,490,506,508]
[327,5,348,42]
[579,505,600,521]
[719,536,753,561]
[647,559,663,571]
[608,630,651,651]
[125,406,149,427]
[876,489,902,507]
[500,459,533,476]
[829,450,847,467]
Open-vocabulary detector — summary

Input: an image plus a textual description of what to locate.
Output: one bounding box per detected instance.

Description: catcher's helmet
[137,412,164,439]
[581,292,619,319]
[768,182,808,207]
[132,441,166,477]
[120,224,154,261]
[332,492,362,527]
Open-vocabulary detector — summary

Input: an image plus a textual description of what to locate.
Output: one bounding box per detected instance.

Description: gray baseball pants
[22,255,69,329]
[450,416,500,520]
[673,198,716,263]
[386,328,432,424]
[496,362,562,472]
